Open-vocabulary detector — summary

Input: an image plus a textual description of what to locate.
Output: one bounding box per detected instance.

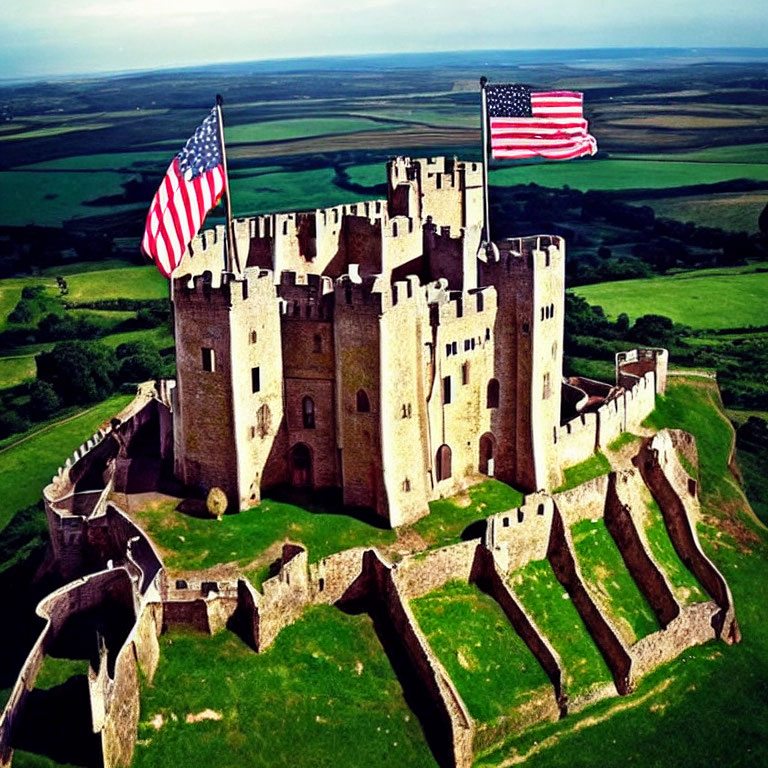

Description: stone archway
[479,432,496,477]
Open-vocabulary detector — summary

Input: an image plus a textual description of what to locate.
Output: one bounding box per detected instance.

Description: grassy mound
[133,608,435,768]
[411,581,551,725]
[510,560,612,698]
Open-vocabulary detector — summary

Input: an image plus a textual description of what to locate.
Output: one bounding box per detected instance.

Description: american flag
[142,107,225,277]
[486,84,597,161]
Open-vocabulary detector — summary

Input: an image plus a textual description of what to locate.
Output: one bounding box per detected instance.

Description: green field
[489,156,768,192]
[225,117,403,144]
[634,191,768,233]
[572,267,768,329]
[0,355,36,388]
[411,581,552,724]
[0,394,132,531]
[0,170,140,227]
[133,608,436,768]
[571,519,659,644]
[510,559,612,698]
[63,265,167,302]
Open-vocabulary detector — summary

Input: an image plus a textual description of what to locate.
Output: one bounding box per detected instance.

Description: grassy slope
[63,266,167,302]
[642,500,707,604]
[478,377,768,767]
[133,608,436,768]
[554,452,611,492]
[510,559,612,698]
[411,581,551,724]
[571,268,768,328]
[0,394,132,531]
[571,519,659,644]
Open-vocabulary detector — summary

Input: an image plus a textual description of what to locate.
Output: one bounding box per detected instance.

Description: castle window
[518,509,525,523]
[446,343,452,357]
[485,327,491,341]
[537,503,545,516]
[553,426,558,444]
[522,323,530,336]
[403,478,411,492]
[543,372,551,400]
[503,517,509,528]
[442,376,452,405]
[356,389,370,413]
[302,396,315,429]
[175,579,188,590]
[250,425,256,439]
[541,307,545,321]
[464,339,471,352]
[436,174,442,189]
[202,347,215,372]
[461,362,469,386]
[476,292,484,312]
[392,222,398,237]
[456,298,463,318]
[471,338,476,350]
[319,578,325,592]
[545,251,551,267]
[550,303,555,318]
[436,444,452,481]
[282,220,288,235]
[250,330,257,344]
[487,378,500,408]
[401,403,412,418]
[257,404,271,437]
[451,341,458,355]
[251,367,261,393]
[313,334,322,353]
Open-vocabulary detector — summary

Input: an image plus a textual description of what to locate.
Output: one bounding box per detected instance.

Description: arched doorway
[479,433,496,477]
[436,444,452,482]
[289,443,312,488]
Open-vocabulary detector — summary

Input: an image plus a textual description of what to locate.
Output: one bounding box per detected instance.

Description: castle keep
[171,156,665,525]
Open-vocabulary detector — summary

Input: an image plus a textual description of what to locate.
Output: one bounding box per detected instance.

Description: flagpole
[215,94,241,274]
[479,76,491,247]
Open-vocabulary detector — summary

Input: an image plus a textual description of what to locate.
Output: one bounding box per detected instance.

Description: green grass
[607,432,641,453]
[554,452,612,493]
[226,117,401,143]
[0,170,138,227]
[34,656,89,690]
[10,753,81,768]
[63,266,168,302]
[230,166,377,217]
[489,155,768,192]
[510,559,612,698]
[563,355,616,384]
[411,581,552,724]
[623,143,768,164]
[0,394,132,531]
[0,355,36,389]
[571,519,659,644]
[633,191,768,233]
[642,500,707,604]
[413,480,524,550]
[571,268,768,329]
[133,608,436,768]
[643,379,743,510]
[132,497,397,573]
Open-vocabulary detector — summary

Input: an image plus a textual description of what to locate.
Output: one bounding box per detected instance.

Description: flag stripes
[142,107,225,277]
[487,86,597,162]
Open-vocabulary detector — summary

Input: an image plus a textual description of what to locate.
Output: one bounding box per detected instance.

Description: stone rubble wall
[636,431,741,642]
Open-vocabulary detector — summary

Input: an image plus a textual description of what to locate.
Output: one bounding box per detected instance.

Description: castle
[171,156,666,525]
[5,157,726,768]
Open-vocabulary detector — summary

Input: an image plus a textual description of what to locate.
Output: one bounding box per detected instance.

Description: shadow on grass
[10,675,101,767]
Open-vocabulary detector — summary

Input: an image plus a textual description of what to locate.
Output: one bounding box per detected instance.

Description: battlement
[333,271,387,312]
[433,284,497,325]
[278,271,335,320]
[486,235,564,273]
[172,267,276,307]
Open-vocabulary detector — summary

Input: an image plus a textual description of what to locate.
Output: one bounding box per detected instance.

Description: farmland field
[571,267,768,328]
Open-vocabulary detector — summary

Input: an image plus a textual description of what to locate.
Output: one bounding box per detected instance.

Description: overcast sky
[1,0,766,79]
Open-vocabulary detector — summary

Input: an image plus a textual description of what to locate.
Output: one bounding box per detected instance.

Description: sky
[0,0,766,79]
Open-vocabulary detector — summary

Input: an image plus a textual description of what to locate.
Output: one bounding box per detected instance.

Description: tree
[206,487,228,521]
[36,340,117,405]
[27,380,61,419]
[759,202,768,237]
